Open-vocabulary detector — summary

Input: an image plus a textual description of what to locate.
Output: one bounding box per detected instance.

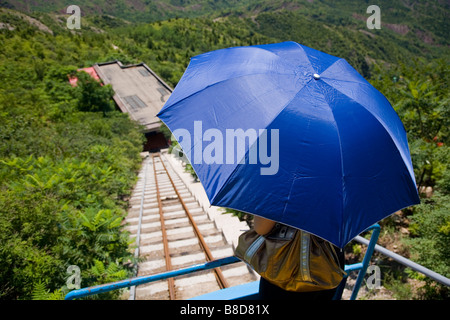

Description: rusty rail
[153,153,229,296]
[153,153,176,299]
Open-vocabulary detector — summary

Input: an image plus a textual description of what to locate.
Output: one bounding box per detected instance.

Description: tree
[75,71,115,115]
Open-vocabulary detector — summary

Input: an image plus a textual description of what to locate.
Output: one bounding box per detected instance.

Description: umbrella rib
[210,81,314,205]
[328,109,346,247]
[160,42,316,116]
[320,59,372,86]
[292,42,317,72]
[184,79,304,172]
[280,175,296,220]
[206,77,296,129]
[248,43,308,70]
[159,71,295,117]
[312,83,346,243]
[291,42,343,77]
[318,81,419,246]
[320,80,417,186]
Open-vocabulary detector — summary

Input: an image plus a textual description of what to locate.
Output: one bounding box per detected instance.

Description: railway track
[125,152,256,300]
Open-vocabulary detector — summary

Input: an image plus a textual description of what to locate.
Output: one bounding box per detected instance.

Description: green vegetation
[0,9,145,299]
[108,16,272,87]
[370,60,449,299]
[0,0,448,299]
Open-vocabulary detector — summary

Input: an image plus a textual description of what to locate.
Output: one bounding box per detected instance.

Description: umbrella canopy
[157,41,420,248]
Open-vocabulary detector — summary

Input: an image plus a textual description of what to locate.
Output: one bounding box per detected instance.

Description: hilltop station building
[75,60,172,152]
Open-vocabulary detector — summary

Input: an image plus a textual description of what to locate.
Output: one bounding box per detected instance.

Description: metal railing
[340,224,380,300]
[64,256,240,300]
[65,224,382,300]
[354,235,450,287]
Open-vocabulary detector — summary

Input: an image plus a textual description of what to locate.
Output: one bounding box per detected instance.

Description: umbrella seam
[210,80,314,205]
[158,71,295,117]
[319,80,420,246]
[330,120,345,248]
[292,41,344,77]
[320,79,418,189]
[248,42,315,71]
[183,80,303,181]
[206,79,297,131]
[313,81,346,246]
[281,176,296,221]
[320,62,418,192]
[160,42,317,116]
[320,59,372,86]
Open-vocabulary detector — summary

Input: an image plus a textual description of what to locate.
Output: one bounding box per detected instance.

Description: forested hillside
[0,0,448,299]
[0,8,146,299]
[2,0,449,44]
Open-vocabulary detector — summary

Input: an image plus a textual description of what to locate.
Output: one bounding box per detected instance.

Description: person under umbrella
[158,41,420,299]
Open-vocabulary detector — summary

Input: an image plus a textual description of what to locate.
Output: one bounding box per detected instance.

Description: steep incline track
[125,153,256,300]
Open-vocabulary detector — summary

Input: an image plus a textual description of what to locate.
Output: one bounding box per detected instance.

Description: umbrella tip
[313,73,321,80]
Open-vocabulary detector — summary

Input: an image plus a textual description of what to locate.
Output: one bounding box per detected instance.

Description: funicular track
[125,152,256,300]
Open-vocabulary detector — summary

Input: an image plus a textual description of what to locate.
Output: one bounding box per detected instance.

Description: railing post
[350,224,380,300]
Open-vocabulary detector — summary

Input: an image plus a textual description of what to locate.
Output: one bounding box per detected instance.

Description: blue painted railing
[65,224,381,300]
[64,256,240,300]
[341,224,380,300]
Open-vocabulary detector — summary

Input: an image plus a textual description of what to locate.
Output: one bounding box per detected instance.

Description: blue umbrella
[157,41,420,248]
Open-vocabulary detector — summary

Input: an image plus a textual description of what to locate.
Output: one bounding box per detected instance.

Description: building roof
[68,67,101,87]
[94,61,172,132]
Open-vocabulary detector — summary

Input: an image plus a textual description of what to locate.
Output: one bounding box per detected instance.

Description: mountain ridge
[2,0,448,42]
